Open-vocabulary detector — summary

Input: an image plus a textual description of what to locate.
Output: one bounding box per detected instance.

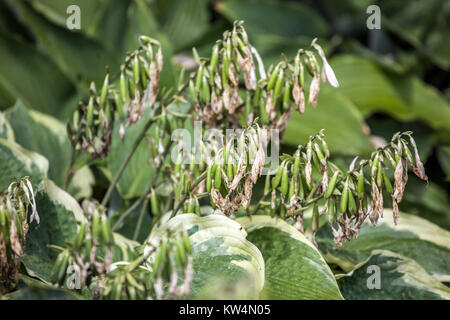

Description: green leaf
[216,0,328,38]
[4,276,83,300]
[0,138,48,191]
[6,101,71,187]
[284,86,373,156]
[317,210,450,283]
[66,165,95,200]
[236,215,343,300]
[0,32,78,119]
[22,179,85,282]
[106,108,156,199]
[147,213,265,299]
[0,111,14,140]
[338,250,450,300]
[159,0,210,51]
[329,55,450,136]
[92,0,177,90]
[12,1,120,86]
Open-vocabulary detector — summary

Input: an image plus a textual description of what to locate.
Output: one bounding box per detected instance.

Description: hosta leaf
[330,55,450,135]
[284,86,373,156]
[216,0,328,38]
[92,0,177,90]
[106,108,157,199]
[4,276,83,300]
[0,138,48,191]
[338,250,450,300]
[236,216,343,300]
[12,1,119,86]
[317,210,450,282]
[6,101,71,187]
[146,213,265,299]
[0,32,77,119]
[159,0,210,51]
[0,111,14,140]
[112,233,139,262]
[23,179,85,282]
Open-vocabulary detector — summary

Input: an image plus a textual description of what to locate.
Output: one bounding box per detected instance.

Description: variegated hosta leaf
[4,276,83,300]
[236,216,343,300]
[337,250,450,300]
[0,137,48,191]
[23,179,85,282]
[0,112,14,141]
[145,213,265,299]
[6,101,71,188]
[318,210,450,283]
[112,233,139,262]
[106,108,157,199]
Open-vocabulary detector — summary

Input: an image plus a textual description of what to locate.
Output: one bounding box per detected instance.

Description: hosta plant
[0,21,433,300]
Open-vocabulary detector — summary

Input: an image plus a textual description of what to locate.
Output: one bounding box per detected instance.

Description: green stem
[133,198,149,240]
[170,171,207,218]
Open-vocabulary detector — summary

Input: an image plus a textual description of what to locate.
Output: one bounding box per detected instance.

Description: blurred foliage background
[0,0,448,230]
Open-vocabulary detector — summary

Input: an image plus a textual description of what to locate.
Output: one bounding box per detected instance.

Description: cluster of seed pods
[189,21,338,136]
[99,231,192,300]
[258,131,427,247]
[67,37,163,158]
[50,200,115,288]
[0,177,38,293]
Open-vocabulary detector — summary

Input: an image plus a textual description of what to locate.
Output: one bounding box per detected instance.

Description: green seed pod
[150,188,159,216]
[299,63,305,87]
[288,176,296,200]
[272,164,284,189]
[226,162,234,181]
[324,171,339,199]
[384,150,397,170]
[100,73,109,106]
[340,179,349,213]
[57,251,69,284]
[92,212,100,241]
[51,251,66,283]
[280,166,289,196]
[0,207,5,226]
[120,71,129,104]
[186,198,194,214]
[370,154,379,179]
[189,80,197,103]
[210,44,219,73]
[206,166,212,192]
[383,172,393,194]
[357,169,365,199]
[214,164,222,189]
[86,97,94,127]
[101,216,111,245]
[114,91,124,120]
[314,143,326,166]
[328,197,336,224]
[195,65,203,90]
[266,66,279,91]
[183,234,192,255]
[273,69,284,97]
[176,241,187,266]
[259,95,269,124]
[201,76,211,103]
[253,85,261,106]
[112,282,122,300]
[74,223,86,250]
[282,81,291,111]
[376,161,383,187]
[312,203,319,233]
[348,190,357,216]
[293,152,301,176]
[298,174,305,199]
[133,55,140,86]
